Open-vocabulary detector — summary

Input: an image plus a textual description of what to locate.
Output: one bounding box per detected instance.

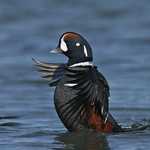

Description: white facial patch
[76,42,80,47]
[60,37,68,52]
[83,45,88,57]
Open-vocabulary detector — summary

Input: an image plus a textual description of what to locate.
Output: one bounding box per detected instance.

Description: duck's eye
[76,42,80,47]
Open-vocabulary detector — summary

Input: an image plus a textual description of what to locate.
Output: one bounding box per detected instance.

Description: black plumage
[33,59,122,132]
[54,65,110,131]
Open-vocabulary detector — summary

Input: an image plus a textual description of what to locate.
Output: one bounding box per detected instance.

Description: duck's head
[51,32,93,66]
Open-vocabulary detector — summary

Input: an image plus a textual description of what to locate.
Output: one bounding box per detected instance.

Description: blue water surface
[0,0,150,149]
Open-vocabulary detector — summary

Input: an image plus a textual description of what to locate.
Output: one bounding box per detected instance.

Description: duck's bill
[50,48,62,53]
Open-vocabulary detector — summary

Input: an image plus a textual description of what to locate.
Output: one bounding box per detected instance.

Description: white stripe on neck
[70,61,93,67]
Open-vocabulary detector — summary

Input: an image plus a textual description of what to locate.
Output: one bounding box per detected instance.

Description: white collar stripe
[70,61,93,67]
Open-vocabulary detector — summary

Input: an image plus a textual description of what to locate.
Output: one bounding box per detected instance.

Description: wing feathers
[63,66,110,124]
[32,58,66,86]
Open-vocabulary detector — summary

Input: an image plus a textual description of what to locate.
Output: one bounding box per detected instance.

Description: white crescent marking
[60,36,68,52]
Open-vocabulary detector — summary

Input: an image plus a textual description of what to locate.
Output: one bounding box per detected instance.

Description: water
[0,0,150,149]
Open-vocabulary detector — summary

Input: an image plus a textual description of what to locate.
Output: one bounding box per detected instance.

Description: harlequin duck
[33,32,123,133]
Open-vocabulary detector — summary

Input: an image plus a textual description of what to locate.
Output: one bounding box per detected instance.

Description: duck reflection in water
[54,130,110,150]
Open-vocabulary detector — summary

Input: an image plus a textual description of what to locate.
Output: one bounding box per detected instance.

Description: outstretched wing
[32,58,66,86]
[59,66,110,129]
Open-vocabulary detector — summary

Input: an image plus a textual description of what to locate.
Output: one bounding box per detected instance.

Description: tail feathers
[120,124,150,132]
[108,113,150,133]
[32,58,66,86]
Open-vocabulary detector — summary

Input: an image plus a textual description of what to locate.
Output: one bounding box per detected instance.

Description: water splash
[120,119,150,133]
